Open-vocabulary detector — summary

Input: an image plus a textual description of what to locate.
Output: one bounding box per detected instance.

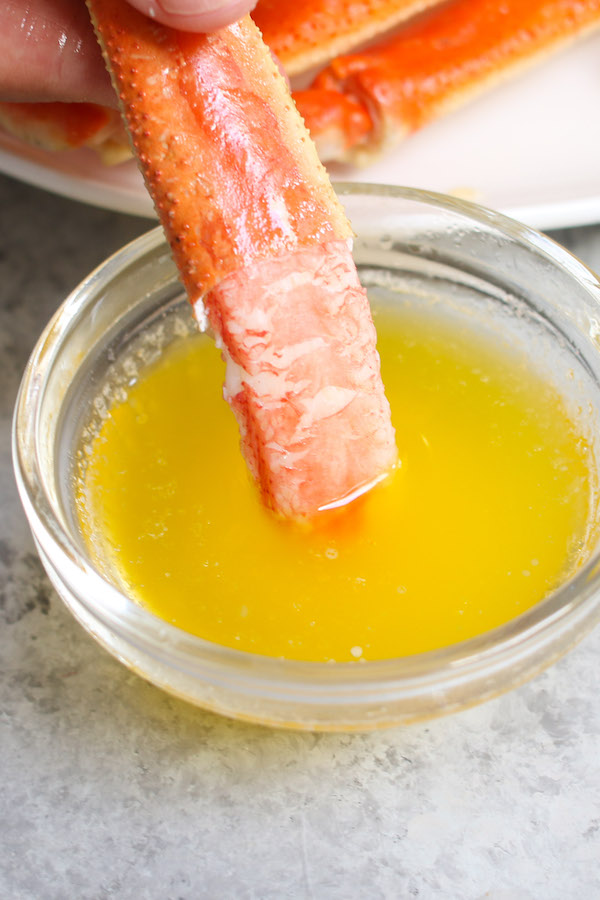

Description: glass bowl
[13,185,600,731]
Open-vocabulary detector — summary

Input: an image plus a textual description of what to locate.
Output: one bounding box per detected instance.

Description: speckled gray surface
[2,173,600,900]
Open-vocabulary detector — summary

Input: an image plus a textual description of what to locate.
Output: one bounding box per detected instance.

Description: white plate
[1,32,599,229]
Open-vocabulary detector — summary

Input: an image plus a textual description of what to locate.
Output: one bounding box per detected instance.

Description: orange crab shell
[292,0,600,163]
[86,3,352,299]
[0,101,129,164]
[252,0,444,75]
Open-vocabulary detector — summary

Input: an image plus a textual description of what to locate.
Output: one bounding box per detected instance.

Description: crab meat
[206,241,396,516]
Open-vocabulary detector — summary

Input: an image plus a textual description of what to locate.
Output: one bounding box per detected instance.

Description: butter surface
[78,299,593,661]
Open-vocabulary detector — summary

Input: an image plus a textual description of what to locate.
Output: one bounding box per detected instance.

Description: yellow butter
[78,300,594,661]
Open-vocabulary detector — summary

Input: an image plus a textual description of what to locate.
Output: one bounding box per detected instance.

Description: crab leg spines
[293,0,600,164]
[86,3,352,301]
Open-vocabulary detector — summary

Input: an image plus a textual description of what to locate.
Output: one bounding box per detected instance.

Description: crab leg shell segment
[293,0,600,164]
[85,3,351,300]
[252,0,445,76]
[0,101,129,164]
[86,2,397,518]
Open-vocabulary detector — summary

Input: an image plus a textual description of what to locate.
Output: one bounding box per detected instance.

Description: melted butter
[78,301,595,661]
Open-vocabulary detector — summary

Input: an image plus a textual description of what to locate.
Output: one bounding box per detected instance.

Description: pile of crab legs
[7,0,600,520]
[2,0,600,164]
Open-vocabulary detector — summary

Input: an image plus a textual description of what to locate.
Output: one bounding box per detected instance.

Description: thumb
[125,0,257,31]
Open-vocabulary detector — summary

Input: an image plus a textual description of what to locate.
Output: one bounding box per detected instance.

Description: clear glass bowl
[13,185,600,731]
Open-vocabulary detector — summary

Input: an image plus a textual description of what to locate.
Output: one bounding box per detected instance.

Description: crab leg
[85,1,396,519]
[0,101,129,164]
[292,0,600,164]
[252,0,445,76]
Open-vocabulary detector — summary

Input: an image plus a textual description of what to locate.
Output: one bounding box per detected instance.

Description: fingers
[125,0,257,32]
[0,0,257,106]
[0,0,115,105]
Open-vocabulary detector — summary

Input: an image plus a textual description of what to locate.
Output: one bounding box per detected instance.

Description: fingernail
[156,0,229,14]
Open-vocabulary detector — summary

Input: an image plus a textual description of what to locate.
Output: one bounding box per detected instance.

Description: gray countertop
[2,172,600,900]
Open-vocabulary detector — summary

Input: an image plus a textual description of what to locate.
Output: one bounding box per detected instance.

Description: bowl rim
[12,182,600,698]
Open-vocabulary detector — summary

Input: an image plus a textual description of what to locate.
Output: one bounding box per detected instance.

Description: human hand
[1,0,257,105]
